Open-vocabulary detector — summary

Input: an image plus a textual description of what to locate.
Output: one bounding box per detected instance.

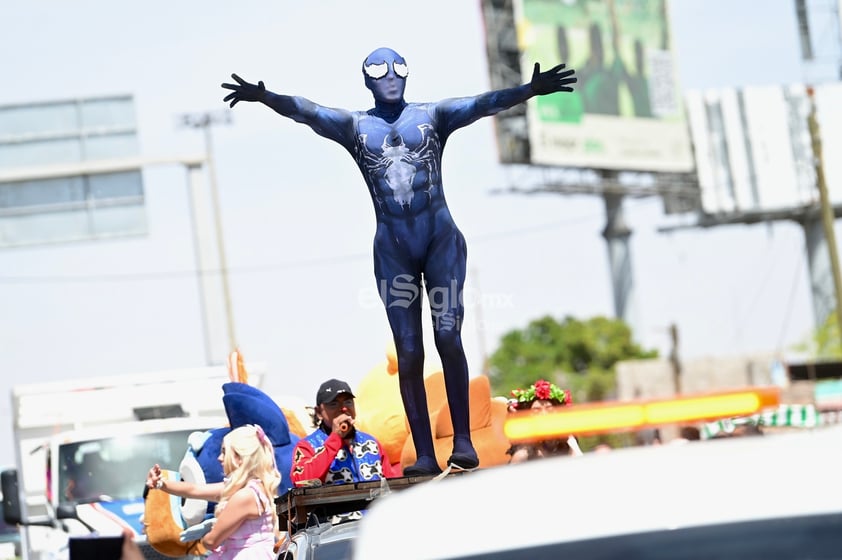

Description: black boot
[402,456,442,476]
[448,436,479,470]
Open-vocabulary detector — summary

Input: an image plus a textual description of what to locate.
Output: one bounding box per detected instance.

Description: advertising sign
[686,82,842,215]
[0,96,145,247]
[513,0,694,172]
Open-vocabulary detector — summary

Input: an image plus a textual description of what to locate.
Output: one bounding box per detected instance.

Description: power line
[0,215,606,285]
[731,229,799,350]
[470,213,604,242]
[0,253,370,285]
[777,243,807,353]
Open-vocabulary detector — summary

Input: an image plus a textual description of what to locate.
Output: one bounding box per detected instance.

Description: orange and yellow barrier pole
[505,386,781,442]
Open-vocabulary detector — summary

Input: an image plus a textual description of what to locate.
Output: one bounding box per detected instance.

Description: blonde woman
[147,424,281,559]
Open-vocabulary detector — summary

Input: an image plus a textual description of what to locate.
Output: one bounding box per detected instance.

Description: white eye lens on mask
[393,62,409,78]
[364,62,388,79]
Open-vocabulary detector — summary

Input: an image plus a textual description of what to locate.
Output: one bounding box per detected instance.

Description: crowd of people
[128,375,591,558]
[125,372,765,559]
[138,378,391,559]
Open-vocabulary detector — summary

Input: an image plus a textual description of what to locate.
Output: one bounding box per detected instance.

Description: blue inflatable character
[178,382,300,527]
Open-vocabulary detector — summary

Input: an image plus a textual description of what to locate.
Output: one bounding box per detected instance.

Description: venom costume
[222,47,576,475]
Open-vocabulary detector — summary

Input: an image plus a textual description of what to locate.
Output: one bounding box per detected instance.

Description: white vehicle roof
[354,424,842,560]
[50,415,229,445]
[12,363,265,431]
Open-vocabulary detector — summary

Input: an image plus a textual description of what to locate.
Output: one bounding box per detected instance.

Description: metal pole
[807,86,842,342]
[186,162,215,365]
[179,111,237,353]
[469,267,490,376]
[669,323,681,394]
[601,192,636,325]
[203,122,237,352]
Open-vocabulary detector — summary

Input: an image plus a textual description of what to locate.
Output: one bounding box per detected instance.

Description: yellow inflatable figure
[353,344,411,470]
[354,346,511,473]
[400,374,511,471]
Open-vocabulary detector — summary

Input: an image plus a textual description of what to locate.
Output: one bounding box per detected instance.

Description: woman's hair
[215,424,282,531]
[513,397,565,411]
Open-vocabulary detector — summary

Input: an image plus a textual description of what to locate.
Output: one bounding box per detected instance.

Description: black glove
[530,62,577,95]
[221,73,267,107]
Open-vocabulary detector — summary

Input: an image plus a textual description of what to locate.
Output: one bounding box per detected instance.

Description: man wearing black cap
[290,379,399,486]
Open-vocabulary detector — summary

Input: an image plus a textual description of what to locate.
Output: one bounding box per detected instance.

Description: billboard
[685,82,842,215]
[512,0,694,172]
[0,95,146,247]
[816,82,842,205]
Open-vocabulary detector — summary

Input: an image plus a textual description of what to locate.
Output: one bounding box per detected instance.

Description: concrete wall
[615,355,842,442]
[616,353,778,401]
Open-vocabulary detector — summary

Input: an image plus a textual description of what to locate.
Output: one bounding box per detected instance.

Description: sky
[0,0,836,467]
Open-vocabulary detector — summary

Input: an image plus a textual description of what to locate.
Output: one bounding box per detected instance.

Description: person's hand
[180,518,216,542]
[221,73,267,107]
[146,464,163,490]
[332,413,354,439]
[120,528,144,560]
[529,62,577,95]
[567,435,583,457]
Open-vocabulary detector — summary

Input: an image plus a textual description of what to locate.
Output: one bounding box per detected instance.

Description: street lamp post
[806,87,842,344]
[179,111,238,357]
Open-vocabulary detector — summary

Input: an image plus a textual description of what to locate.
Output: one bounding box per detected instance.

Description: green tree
[794,308,842,359]
[488,314,657,403]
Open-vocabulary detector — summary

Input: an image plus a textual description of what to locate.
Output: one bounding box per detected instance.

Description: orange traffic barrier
[504,386,781,441]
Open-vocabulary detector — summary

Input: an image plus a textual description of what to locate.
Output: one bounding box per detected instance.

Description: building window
[0,95,146,248]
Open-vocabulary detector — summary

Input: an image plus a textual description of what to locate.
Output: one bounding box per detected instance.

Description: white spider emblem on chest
[357,123,440,208]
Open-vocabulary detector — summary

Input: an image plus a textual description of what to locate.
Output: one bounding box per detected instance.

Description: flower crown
[510,379,571,407]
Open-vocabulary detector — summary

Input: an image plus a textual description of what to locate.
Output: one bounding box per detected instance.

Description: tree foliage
[795,309,842,359]
[488,315,658,403]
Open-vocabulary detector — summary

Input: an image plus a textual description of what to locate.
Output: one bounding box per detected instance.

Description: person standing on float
[221,47,577,475]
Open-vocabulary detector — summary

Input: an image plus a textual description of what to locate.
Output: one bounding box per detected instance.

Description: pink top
[208,480,276,560]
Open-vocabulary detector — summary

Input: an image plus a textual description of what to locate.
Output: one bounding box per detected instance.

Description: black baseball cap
[316,379,355,405]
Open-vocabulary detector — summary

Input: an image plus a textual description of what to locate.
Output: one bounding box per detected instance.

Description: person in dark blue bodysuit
[221,48,577,476]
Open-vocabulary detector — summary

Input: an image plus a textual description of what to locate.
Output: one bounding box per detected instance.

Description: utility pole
[470,267,490,376]
[602,192,639,335]
[179,110,238,355]
[669,323,681,394]
[806,86,842,343]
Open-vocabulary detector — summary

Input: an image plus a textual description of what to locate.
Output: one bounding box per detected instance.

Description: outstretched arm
[221,73,355,148]
[146,464,222,501]
[436,62,577,134]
